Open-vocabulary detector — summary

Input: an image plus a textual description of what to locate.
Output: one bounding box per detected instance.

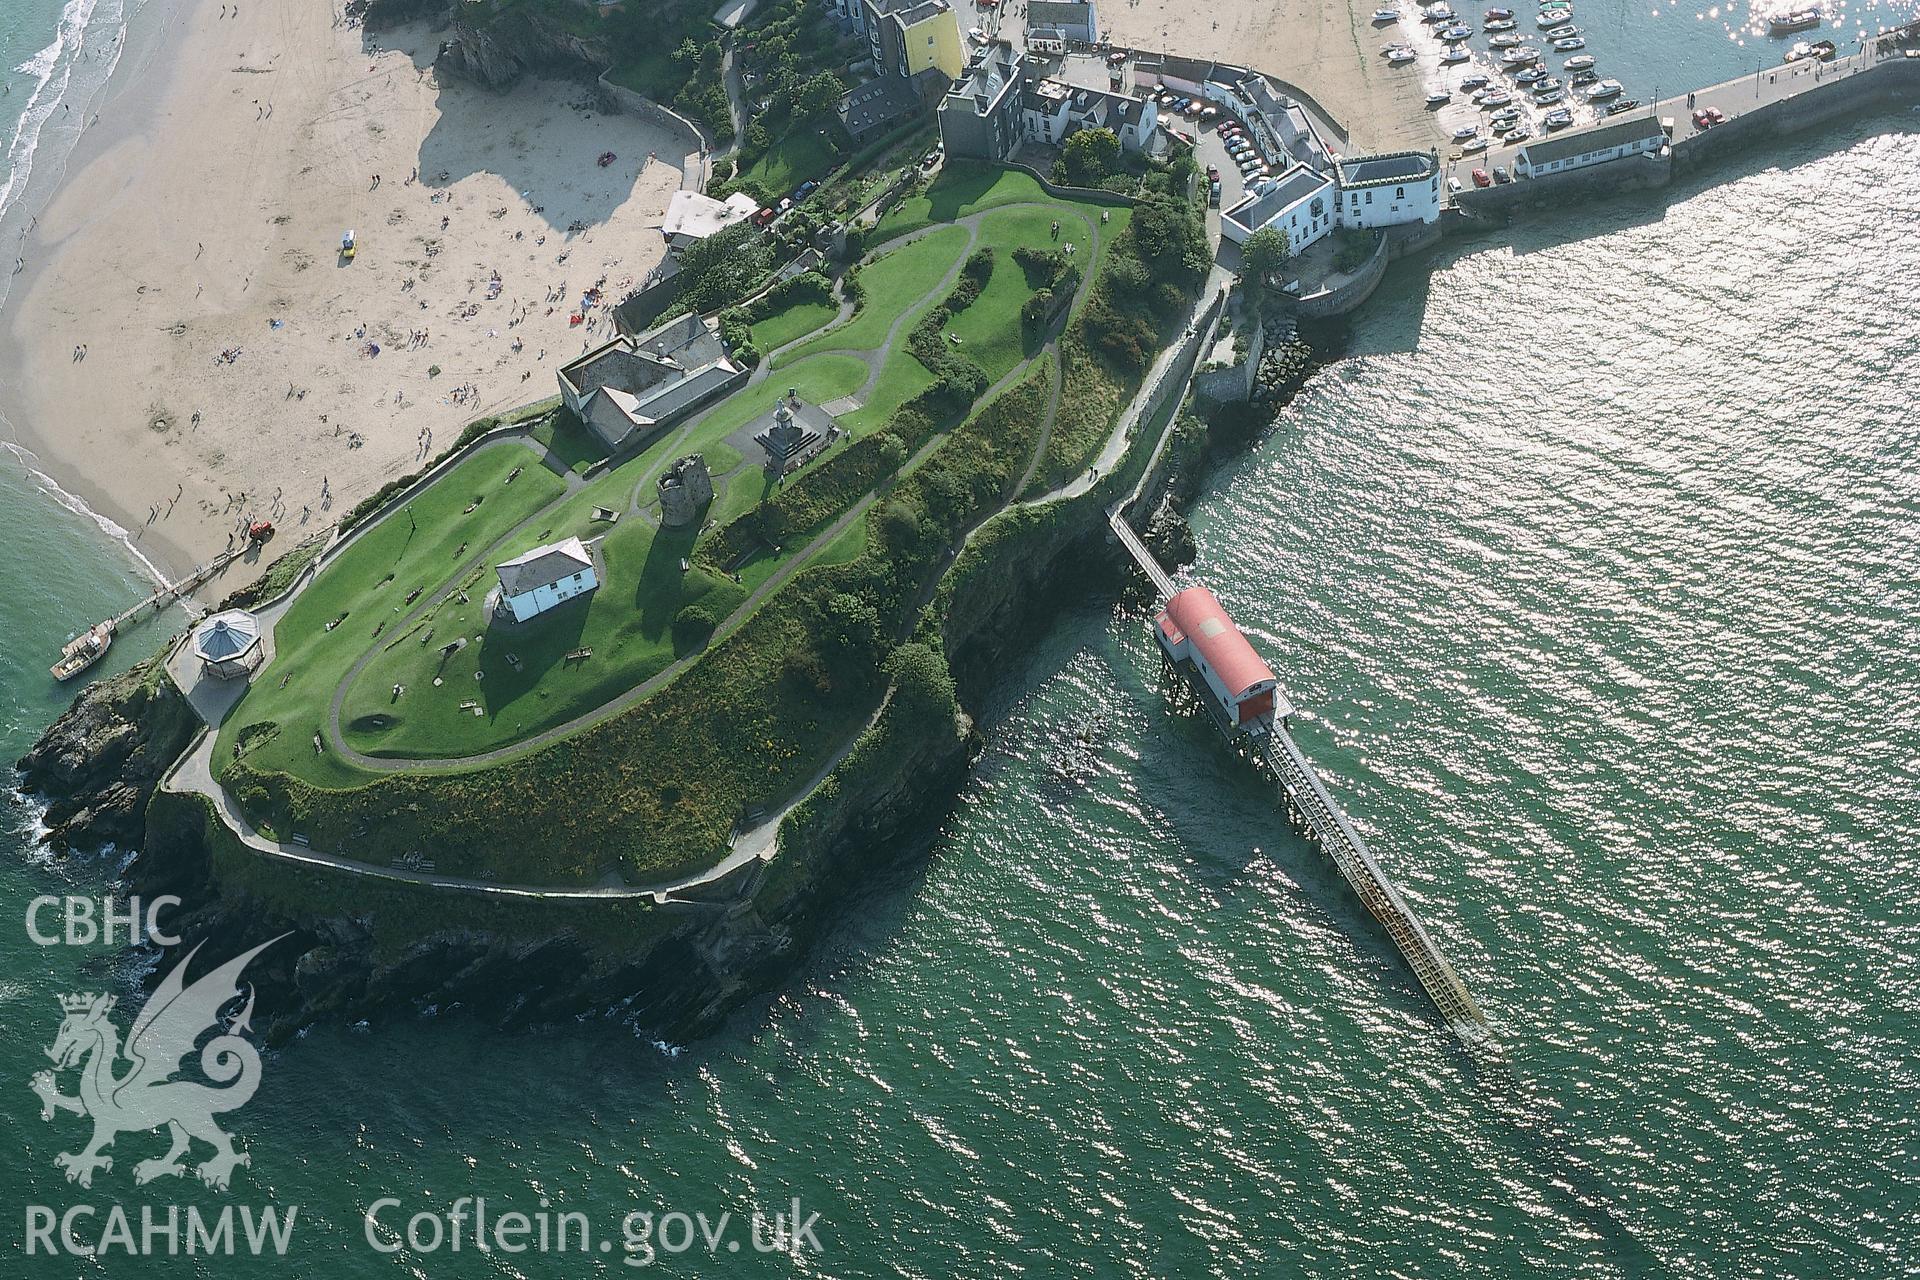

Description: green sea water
[5,12,1920,1278]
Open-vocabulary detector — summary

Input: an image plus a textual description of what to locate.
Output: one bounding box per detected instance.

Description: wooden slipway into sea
[51,547,243,681]
[1108,507,1490,1043]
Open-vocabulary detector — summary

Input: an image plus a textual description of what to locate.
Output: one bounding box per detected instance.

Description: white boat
[1531,76,1564,93]
[1491,32,1522,46]
[1451,123,1481,140]
[1461,72,1491,88]
[1542,107,1574,128]
[1426,86,1452,104]
[1440,46,1470,62]
[1533,86,1566,103]
[1537,8,1572,26]
[1500,45,1541,63]
[1441,23,1474,39]
[51,622,113,683]
[1584,77,1623,98]
[1769,7,1820,35]
[1485,16,1516,29]
[1372,7,1401,21]
[1461,135,1491,153]
[1552,35,1585,50]
[1563,53,1596,70]
[1478,88,1514,104]
[1387,45,1417,63]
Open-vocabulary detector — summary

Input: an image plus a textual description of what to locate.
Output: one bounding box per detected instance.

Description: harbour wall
[1452,49,1920,221]
[1295,220,1445,318]
[1669,57,1920,174]
[1453,150,1671,217]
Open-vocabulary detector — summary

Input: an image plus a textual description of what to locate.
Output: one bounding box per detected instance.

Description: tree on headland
[793,71,845,123]
[1059,128,1121,186]
[1242,226,1290,292]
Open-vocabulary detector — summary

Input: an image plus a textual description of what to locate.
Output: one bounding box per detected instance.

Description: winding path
[322,203,1097,775]
[165,200,1125,899]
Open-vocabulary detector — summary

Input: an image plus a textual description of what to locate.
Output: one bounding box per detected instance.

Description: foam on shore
[1,439,172,588]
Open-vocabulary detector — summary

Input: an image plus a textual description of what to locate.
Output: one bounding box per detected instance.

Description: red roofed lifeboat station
[1154,586,1293,738]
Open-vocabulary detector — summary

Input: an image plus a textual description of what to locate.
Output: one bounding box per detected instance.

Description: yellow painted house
[861,0,963,82]
[897,1,963,79]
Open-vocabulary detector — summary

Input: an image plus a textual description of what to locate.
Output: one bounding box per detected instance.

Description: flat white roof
[660,190,759,242]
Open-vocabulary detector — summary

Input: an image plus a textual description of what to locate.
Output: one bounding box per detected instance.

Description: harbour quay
[1452,19,1920,216]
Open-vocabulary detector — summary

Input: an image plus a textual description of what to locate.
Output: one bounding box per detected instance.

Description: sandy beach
[0,0,694,584]
[1095,0,1438,153]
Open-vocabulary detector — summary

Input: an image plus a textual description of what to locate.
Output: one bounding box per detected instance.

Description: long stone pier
[1454,20,1920,213]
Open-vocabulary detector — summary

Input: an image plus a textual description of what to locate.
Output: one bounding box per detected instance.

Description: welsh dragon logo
[30,937,283,1191]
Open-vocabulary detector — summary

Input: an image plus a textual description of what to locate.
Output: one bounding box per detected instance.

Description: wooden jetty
[51,547,244,682]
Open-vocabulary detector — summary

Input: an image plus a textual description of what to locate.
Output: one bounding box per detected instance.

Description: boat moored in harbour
[1769,7,1820,35]
[51,623,114,683]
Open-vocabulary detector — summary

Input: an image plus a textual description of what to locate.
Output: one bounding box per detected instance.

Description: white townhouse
[496,537,598,623]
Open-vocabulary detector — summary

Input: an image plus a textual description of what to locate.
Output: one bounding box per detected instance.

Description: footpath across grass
[943,206,1094,383]
[749,298,838,353]
[215,445,568,789]
[776,224,970,366]
[209,161,1198,886]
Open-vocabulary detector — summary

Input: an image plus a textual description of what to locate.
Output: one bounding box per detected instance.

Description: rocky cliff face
[351,0,454,30]
[15,654,198,853]
[101,686,976,1046]
[434,5,616,92]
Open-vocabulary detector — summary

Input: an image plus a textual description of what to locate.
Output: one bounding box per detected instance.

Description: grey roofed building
[192,612,259,662]
[496,537,593,598]
[1021,76,1158,151]
[1336,151,1437,189]
[1514,115,1667,170]
[938,40,1025,161]
[1026,0,1098,42]
[838,66,948,141]
[557,313,747,453]
[1225,165,1332,231]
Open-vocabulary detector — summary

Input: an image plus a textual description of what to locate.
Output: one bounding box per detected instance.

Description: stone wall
[1670,57,1920,175]
[595,73,712,191]
[1296,231,1390,319]
[1453,55,1920,222]
[1454,149,1672,218]
[1194,310,1262,406]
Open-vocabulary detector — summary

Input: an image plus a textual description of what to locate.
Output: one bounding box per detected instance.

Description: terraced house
[859,0,963,81]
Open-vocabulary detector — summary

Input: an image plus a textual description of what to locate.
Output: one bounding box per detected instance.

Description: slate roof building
[938,41,1026,161]
[495,537,598,624]
[1512,116,1669,179]
[557,313,748,454]
[1026,0,1099,43]
[191,610,263,681]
